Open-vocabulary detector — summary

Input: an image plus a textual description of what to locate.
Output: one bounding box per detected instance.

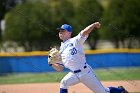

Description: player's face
[59,30,71,41]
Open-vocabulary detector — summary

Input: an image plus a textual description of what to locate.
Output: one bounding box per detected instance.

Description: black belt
[73,65,87,73]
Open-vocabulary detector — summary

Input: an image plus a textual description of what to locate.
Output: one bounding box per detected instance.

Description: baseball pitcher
[48,22,128,93]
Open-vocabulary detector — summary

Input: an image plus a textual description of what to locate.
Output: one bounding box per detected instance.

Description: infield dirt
[0,80,140,93]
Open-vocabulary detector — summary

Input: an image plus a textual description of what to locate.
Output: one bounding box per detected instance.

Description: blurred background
[0,0,140,51]
[0,0,140,93]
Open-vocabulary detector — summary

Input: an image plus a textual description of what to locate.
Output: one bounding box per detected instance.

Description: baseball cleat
[118,86,129,93]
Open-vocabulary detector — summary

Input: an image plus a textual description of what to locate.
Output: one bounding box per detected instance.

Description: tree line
[1,0,140,51]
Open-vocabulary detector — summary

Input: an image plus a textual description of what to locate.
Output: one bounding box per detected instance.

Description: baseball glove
[48,47,62,65]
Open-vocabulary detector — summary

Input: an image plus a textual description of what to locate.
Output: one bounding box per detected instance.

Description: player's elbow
[56,69,62,72]
[81,30,90,37]
[56,66,63,72]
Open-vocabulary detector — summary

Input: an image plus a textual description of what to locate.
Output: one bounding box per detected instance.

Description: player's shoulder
[69,36,77,43]
[71,33,80,40]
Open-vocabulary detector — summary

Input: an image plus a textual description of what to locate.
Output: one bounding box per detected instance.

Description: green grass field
[0,67,140,84]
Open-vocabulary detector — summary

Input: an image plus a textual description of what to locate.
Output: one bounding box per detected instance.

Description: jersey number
[69,48,77,55]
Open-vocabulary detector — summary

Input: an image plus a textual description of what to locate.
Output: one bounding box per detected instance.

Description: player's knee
[60,79,68,89]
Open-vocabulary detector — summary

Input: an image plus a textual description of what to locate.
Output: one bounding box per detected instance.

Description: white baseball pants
[60,65,109,93]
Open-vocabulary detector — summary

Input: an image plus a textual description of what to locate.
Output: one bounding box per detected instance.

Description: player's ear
[70,32,73,37]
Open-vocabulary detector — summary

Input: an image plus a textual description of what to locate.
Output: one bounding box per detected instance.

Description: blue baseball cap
[57,24,72,32]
